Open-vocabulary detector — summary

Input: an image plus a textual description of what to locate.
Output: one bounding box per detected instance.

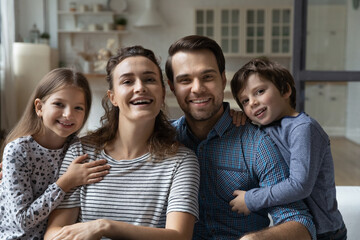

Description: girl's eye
[75,106,84,111]
[54,102,64,107]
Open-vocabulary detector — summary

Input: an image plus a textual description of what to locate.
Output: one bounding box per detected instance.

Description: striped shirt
[172,103,316,240]
[58,141,200,239]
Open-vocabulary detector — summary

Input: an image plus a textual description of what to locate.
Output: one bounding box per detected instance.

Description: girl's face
[108,56,165,123]
[35,86,87,141]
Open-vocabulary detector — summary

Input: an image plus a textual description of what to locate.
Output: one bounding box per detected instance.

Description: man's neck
[185,105,225,140]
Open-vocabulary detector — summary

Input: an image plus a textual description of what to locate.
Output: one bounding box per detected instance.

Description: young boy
[230,57,347,240]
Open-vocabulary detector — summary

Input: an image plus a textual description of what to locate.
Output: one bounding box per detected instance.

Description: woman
[45,46,200,240]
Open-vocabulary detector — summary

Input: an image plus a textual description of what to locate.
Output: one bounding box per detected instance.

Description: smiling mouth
[130,99,153,105]
[254,107,266,117]
[58,120,74,126]
[190,98,210,104]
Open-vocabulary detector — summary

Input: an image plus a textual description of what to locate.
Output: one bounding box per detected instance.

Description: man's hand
[229,109,248,127]
[230,190,251,215]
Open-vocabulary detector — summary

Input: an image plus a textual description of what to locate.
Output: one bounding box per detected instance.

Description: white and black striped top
[58,141,200,232]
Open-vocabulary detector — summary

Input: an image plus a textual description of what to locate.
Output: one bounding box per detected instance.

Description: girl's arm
[45,210,196,240]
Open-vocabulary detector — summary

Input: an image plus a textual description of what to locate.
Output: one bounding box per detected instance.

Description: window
[195,6,292,56]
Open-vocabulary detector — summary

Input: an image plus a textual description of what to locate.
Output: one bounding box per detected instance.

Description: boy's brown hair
[230,57,296,110]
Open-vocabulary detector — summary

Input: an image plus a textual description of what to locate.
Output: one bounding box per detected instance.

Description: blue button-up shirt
[172,103,316,240]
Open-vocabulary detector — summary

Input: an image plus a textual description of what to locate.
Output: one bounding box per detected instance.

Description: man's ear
[221,72,227,90]
[107,90,117,106]
[167,79,175,93]
[34,98,43,117]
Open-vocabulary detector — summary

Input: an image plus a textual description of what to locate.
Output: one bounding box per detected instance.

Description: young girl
[44,46,200,240]
[0,68,110,239]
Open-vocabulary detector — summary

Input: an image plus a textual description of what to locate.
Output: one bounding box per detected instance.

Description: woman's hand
[229,109,248,127]
[57,154,110,192]
[49,220,104,240]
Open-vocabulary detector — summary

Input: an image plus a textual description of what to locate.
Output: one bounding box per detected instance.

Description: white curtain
[1,0,17,133]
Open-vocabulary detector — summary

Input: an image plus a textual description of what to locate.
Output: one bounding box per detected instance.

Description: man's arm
[239,221,311,240]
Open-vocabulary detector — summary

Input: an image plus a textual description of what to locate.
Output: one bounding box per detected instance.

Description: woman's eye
[145,78,156,83]
[122,79,132,85]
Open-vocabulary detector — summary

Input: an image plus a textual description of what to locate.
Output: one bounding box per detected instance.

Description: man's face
[169,49,226,123]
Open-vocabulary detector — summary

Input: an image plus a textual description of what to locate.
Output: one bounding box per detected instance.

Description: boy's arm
[248,133,316,239]
[245,123,324,212]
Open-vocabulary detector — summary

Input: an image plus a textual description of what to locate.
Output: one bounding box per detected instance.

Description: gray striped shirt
[58,141,199,236]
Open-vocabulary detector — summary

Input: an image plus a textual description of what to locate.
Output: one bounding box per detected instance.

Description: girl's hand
[229,109,248,127]
[229,190,251,216]
[57,154,110,192]
[49,220,103,240]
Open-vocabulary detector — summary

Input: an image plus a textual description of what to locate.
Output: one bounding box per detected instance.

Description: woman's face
[108,56,165,123]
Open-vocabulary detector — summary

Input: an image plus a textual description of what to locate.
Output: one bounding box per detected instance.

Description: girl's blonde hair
[1,68,92,156]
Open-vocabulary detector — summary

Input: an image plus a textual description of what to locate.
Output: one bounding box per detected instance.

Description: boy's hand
[229,190,251,215]
[57,154,110,192]
[229,109,248,127]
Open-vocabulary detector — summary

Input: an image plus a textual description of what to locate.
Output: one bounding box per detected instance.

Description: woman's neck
[105,117,155,160]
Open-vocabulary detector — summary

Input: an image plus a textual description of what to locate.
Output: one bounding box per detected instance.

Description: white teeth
[132,99,152,105]
[59,121,72,126]
[255,108,265,116]
[192,99,208,103]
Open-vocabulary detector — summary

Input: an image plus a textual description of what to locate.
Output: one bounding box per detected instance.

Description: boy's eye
[256,89,265,95]
[241,99,249,105]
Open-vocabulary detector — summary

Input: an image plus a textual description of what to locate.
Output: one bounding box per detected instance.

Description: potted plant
[114,17,127,30]
[40,32,50,45]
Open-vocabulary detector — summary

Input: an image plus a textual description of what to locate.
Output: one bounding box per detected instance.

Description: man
[165,35,316,240]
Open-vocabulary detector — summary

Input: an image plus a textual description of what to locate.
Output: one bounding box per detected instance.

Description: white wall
[345,0,360,144]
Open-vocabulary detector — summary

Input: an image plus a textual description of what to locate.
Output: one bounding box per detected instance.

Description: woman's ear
[107,90,117,106]
[34,98,43,117]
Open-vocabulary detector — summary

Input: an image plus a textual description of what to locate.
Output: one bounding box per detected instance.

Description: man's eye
[203,75,214,81]
[178,78,191,84]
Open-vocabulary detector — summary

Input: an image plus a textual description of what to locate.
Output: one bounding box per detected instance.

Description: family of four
[0,35,346,240]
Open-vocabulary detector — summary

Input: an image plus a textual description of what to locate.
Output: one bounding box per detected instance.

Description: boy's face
[236,73,295,125]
